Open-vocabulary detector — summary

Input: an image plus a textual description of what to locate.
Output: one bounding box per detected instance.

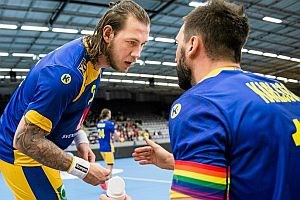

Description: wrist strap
[74,129,89,146]
[67,156,90,179]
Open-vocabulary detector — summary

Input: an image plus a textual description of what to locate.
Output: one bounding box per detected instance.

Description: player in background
[97,108,116,190]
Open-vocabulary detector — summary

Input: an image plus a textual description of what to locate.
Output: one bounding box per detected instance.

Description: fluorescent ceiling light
[241,48,248,53]
[39,54,47,58]
[264,75,276,79]
[81,30,93,35]
[263,52,277,58]
[125,73,138,77]
[21,25,49,31]
[102,72,112,76]
[52,28,78,34]
[145,60,161,65]
[168,83,179,87]
[148,36,154,41]
[109,79,121,83]
[0,52,9,56]
[155,37,175,43]
[0,68,11,72]
[122,80,134,83]
[0,24,17,29]
[291,58,300,63]
[162,62,177,66]
[262,16,282,24]
[276,77,287,82]
[12,53,34,57]
[134,80,147,84]
[111,72,126,76]
[155,82,168,86]
[287,79,298,83]
[248,50,263,55]
[140,74,154,78]
[12,68,30,72]
[165,76,178,80]
[189,1,208,7]
[153,75,166,79]
[277,55,290,60]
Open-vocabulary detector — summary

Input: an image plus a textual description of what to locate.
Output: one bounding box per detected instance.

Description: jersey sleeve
[169,94,230,199]
[25,66,81,132]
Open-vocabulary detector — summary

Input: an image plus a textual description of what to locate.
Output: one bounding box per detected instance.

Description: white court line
[123,177,171,184]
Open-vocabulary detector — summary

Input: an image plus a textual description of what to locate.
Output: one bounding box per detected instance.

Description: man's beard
[104,41,119,71]
[176,49,192,90]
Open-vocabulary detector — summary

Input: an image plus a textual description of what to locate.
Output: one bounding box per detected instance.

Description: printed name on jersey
[171,103,181,119]
[61,74,72,84]
[77,57,87,76]
[246,81,300,103]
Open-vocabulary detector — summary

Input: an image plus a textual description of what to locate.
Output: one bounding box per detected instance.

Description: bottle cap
[106,176,126,200]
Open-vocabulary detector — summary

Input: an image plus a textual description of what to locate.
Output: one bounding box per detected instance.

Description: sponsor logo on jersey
[77,58,87,76]
[171,103,181,119]
[62,133,76,139]
[61,74,72,84]
[57,184,67,200]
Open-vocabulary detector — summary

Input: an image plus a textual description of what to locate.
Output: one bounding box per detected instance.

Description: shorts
[100,152,114,165]
[0,159,66,200]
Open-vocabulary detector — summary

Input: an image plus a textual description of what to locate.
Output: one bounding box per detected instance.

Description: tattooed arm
[13,116,110,185]
[13,116,72,171]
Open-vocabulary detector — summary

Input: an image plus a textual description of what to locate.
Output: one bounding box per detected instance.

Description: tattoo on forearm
[15,117,72,171]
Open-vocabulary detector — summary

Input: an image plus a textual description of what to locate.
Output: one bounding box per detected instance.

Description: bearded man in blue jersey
[133,0,300,199]
[0,1,149,199]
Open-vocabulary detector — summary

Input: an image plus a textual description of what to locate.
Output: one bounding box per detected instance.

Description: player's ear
[103,25,114,43]
[186,36,201,58]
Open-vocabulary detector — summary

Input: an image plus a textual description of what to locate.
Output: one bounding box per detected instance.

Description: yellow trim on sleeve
[25,110,52,132]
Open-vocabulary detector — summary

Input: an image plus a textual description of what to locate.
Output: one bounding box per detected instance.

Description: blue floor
[0,158,173,200]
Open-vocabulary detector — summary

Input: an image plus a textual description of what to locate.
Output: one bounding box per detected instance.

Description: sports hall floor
[0,158,173,200]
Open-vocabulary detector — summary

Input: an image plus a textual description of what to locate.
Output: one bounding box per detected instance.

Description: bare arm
[13,116,72,171]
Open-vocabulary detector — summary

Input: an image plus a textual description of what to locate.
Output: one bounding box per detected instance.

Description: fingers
[88,151,96,162]
[134,146,152,153]
[144,137,158,148]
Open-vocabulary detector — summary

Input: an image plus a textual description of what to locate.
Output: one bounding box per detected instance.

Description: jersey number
[88,85,96,105]
[292,119,300,146]
[98,128,105,139]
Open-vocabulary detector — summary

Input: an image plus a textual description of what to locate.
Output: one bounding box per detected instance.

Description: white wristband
[74,129,89,146]
[67,156,90,179]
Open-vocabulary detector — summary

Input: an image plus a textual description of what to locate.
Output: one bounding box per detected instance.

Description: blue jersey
[169,68,300,200]
[97,120,115,152]
[0,37,102,165]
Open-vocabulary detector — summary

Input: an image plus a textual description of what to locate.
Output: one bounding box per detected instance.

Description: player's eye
[128,41,137,46]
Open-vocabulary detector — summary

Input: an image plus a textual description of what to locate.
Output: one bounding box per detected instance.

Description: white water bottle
[106,176,126,200]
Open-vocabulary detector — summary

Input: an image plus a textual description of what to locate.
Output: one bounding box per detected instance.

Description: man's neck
[192,59,240,84]
[94,54,110,71]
